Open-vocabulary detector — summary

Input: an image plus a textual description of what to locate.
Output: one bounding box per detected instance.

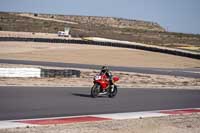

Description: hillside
[0,12,200,51]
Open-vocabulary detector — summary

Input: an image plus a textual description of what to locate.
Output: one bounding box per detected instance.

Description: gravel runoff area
[0,113,200,133]
[0,63,200,89]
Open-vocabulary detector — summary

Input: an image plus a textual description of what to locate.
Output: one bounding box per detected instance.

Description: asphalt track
[0,86,200,120]
[0,59,200,78]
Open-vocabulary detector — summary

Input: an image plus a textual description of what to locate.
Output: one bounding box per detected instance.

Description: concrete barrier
[0,68,81,78]
[0,68,41,77]
[41,69,81,78]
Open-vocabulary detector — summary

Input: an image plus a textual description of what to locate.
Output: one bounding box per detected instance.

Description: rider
[100,66,113,87]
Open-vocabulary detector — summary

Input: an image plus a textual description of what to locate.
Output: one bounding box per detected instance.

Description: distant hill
[0,12,165,33]
[0,12,200,52]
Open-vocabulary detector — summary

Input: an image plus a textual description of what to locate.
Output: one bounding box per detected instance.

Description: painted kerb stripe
[0,108,199,129]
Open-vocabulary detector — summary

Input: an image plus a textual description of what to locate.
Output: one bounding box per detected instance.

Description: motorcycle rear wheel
[91,83,100,98]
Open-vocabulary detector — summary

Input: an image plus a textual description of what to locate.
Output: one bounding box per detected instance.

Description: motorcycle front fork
[106,84,115,92]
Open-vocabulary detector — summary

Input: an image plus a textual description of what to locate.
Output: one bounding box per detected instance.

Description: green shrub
[34,13,38,17]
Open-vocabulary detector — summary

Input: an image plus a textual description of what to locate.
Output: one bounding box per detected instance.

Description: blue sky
[0,0,200,34]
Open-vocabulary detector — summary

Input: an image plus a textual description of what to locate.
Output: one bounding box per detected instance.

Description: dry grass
[178,46,200,52]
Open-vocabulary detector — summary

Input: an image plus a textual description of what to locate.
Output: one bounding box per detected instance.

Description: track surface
[0,59,200,78]
[0,86,200,120]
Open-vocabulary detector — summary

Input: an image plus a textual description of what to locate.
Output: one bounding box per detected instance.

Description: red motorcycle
[91,74,119,98]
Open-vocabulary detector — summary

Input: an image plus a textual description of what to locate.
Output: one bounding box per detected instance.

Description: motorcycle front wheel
[91,83,100,98]
[108,85,118,98]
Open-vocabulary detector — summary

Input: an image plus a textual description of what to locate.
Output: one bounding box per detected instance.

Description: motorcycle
[91,74,119,98]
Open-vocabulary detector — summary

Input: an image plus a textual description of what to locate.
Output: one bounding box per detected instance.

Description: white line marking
[91,112,169,120]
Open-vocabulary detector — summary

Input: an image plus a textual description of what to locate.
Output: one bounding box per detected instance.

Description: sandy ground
[1,113,200,133]
[0,41,200,68]
[0,63,200,89]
